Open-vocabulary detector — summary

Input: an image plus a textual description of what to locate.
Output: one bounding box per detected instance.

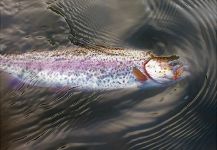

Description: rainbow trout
[0,47,186,90]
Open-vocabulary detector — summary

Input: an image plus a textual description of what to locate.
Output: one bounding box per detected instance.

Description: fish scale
[0,48,185,90]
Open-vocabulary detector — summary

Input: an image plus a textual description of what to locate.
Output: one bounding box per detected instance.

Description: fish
[0,47,187,90]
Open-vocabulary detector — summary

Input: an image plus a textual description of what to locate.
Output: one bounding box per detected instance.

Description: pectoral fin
[133,67,148,81]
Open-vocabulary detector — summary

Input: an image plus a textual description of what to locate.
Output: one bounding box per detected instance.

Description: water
[0,0,216,150]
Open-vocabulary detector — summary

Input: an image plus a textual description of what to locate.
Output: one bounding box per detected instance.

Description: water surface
[0,0,216,150]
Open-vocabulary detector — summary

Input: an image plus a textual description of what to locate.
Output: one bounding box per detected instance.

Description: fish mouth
[169,59,190,82]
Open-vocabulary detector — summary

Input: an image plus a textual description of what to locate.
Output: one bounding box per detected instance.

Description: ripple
[1,0,216,150]
[48,0,149,47]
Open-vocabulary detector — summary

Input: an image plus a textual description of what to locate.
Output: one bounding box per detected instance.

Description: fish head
[144,58,185,84]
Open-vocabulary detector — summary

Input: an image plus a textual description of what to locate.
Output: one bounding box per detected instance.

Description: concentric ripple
[0,0,216,150]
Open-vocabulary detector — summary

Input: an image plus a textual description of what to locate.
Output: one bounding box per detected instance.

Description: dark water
[0,0,216,150]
